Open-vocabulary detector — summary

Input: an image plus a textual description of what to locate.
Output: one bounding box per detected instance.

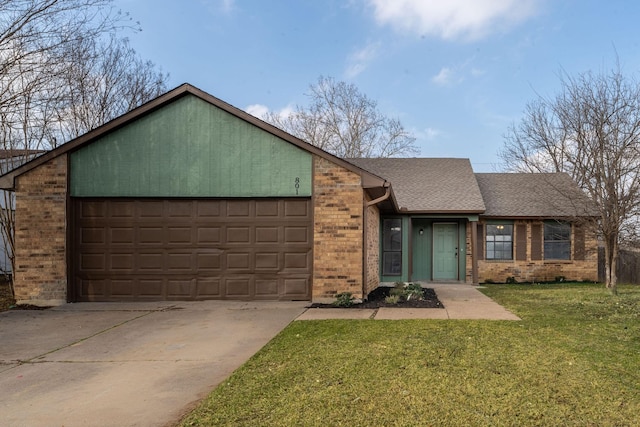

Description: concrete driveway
[0,301,307,427]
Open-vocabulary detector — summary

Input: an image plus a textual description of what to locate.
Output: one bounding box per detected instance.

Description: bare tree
[265,76,418,158]
[53,34,167,141]
[500,65,640,294]
[0,0,168,298]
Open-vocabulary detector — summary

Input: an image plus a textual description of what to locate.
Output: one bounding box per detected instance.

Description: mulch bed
[309,287,444,309]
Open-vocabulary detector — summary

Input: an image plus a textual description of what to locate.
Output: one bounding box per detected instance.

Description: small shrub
[555,276,566,283]
[506,276,518,284]
[333,292,354,307]
[384,294,400,304]
[405,283,424,301]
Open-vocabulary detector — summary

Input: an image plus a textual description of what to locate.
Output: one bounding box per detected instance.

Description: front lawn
[180,283,640,426]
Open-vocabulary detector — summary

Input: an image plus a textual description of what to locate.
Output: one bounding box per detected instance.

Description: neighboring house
[0,84,598,306]
[0,150,45,274]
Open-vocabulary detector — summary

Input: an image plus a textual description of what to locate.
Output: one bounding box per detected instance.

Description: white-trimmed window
[486,224,513,260]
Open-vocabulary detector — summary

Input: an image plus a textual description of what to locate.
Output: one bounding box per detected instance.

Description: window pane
[486,224,513,260]
[382,218,402,275]
[544,222,571,260]
[383,219,402,251]
[383,252,402,275]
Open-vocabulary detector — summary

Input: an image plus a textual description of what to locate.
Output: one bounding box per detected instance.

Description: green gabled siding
[70,94,312,197]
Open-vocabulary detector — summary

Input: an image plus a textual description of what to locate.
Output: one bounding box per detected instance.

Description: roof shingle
[475,173,597,217]
[348,158,486,213]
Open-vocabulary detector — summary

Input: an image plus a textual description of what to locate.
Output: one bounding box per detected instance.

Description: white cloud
[201,0,235,14]
[423,127,442,140]
[367,0,540,41]
[245,104,295,120]
[432,67,453,85]
[219,0,235,13]
[432,56,485,86]
[345,42,380,78]
[470,67,486,77]
[245,104,269,118]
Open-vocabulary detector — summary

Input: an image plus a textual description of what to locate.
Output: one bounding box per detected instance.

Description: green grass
[180,283,640,426]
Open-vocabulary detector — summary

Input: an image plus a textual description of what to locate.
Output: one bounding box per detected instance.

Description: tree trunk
[604,235,619,295]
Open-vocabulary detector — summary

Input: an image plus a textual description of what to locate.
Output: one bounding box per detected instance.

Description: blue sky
[112,0,640,171]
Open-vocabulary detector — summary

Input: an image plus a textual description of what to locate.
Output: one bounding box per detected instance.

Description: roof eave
[0,83,390,192]
[398,209,485,215]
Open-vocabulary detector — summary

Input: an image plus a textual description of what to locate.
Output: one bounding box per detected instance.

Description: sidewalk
[296,284,520,321]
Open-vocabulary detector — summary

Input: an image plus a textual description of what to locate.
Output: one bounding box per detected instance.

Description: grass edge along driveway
[180,283,640,427]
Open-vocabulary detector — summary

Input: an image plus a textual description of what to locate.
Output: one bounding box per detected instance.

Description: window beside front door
[486,224,513,260]
[544,221,571,260]
[382,218,402,275]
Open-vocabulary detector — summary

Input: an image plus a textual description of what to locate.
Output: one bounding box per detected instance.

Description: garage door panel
[167,279,193,298]
[110,202,135,218]
[196,201,221,217]
[255,252,279,269]
[256,200,279,216]
[167,252,193,270]
[227,200,250,217]
[255,278,278,297]
[284,252,311,270]
[227,227,250,243]
[167,201,193,217]
[111,253,134,270]
[111,228,135,244]
[227,252,251,270]
[285,200,309,216]
[197,252,221,270]
[80,278,106,298]
[138,279,163,297]
[167,228,193,246]
[284,278,309,296]
[139,227,164,244]
[80,228,105,244]
[73,199,311,301]
[80,253,106,270]
[255,227,279,243]
[112,279,137,297]
[79,201,107,219]
[138,201,164,217]
[284,226,309,243]
[196,278,221,297]
[197,227,221,243]
[138,253,164,271]
[225,277,251,297]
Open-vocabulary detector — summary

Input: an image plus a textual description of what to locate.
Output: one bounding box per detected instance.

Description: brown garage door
[72,198,312,301]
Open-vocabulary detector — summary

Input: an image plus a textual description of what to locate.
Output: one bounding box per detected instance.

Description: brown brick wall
[465,222,473,283]
[13,155,68,304]
[478,219,598,283]
[364,199,380,296]
[312,156,364,300]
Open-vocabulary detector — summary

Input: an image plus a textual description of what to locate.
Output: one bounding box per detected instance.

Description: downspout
[363,182,391,299]
[366,182,391,207]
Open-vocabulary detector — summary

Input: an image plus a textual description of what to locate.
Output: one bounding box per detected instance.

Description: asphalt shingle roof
[475,173,597,217]
[348,158,486,213]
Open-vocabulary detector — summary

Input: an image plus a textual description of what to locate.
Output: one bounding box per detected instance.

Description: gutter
[363,181,391,300]
[366,182,391,206]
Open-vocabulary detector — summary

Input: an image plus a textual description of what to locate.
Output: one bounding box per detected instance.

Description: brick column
[312,156,364,301]
[13,155,68,305]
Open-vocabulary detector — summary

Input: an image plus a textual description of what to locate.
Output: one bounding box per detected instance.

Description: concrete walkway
[296,284,520,321]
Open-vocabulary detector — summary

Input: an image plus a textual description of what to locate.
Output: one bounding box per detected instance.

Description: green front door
[433,223,458,280]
